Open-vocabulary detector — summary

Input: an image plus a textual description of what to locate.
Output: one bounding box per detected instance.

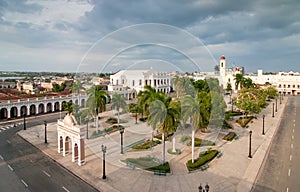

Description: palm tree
[137,85,158,118]
[86,85,109,133]
[111,93,127,127]
[234,74,245,90]
[181,95,201,163]
[148,95,180,164]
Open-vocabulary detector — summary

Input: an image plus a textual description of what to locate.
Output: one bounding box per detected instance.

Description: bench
[217,152,222,158]
[126,162,136,169]
[200,164,209,171]
[234,135,239,140]
[154,170,166,176]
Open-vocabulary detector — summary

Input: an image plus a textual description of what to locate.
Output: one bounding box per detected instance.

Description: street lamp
[44,121,47,144]
[248,130,252,158]
[275,98,278,112]
[262,115,265,135]
[272,103,275,118]
[135,105,138,124]
[119,127,124,154]
[101,144,107,179]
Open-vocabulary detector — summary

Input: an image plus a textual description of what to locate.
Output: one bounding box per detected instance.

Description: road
[0,113,99,192]
[253,96,300,192]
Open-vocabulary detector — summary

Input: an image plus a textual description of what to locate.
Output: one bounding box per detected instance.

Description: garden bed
[186,149,219,171]
[105,117,127,124]
[131,140,161,150]
[91,125,124,138]
[223,132,237,141]
[183,137,215,147]
[123,156,170,173]
[236,116,254,127]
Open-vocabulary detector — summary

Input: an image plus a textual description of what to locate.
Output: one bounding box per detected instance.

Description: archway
[59,136,63,153]
[38,103,44,114]
[20,106,27,116]
[74,143,78,161]
[75,99,78,105]
[54,102,60,112]
[81,99,85,107]
[65,136,71,154]
[10,107,18,118]
[0,108,8,120]
[46,103,52,113]
[30,105,36,115]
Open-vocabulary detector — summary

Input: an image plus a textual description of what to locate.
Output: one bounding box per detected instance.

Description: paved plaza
[18,96,288,192]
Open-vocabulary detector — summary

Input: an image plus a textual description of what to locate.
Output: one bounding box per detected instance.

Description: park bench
[200,164,209,171]
[154,170,166,176]
[234,135,239,140]
[126,162,136,169]
[217,152,222,158]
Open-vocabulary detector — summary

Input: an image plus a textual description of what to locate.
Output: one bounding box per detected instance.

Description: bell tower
[220,55,226,78]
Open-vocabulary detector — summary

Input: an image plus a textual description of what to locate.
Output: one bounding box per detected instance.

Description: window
[278,84,281,88]
[288,85,290,88]
[139,80,142,85]
[116,80,119,85]
[122,79,125,84]
[132,80,135,86]
[293,85,295,88]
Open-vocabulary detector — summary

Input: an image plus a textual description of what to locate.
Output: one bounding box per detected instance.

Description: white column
[72,141,75,162]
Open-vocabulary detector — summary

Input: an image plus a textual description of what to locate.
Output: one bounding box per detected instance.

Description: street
[0,113,99,192]
[253,96,300,192]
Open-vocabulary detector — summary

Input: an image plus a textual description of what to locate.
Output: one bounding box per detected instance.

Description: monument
[57,113,85,166]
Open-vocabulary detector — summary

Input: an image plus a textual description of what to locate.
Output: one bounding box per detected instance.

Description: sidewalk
[17,96,288,192]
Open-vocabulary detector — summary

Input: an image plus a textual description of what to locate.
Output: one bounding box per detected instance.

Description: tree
[72,80,84,94]
[234,74,245,90]
[148,95,180,164]
[86,85,109,133]
[62,101,74,114]
[111,93,127,127]
[181,95,201,163]
[137,85,158,118]
[52,82,66,92]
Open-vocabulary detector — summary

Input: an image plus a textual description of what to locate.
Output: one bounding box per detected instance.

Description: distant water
[0,77,25,80]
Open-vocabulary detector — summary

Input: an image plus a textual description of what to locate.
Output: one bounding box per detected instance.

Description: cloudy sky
[0,0,299,73]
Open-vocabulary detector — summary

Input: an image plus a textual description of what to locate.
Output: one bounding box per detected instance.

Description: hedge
[223,132,237,141]
[186,150,218,171]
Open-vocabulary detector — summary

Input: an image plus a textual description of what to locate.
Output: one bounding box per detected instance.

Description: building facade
[107,69,172,99]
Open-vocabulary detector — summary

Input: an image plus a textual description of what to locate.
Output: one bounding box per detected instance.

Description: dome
[63,113,77,127]
[220,55,226,60]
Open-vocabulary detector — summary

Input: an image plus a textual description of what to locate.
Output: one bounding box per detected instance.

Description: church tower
[220,55,226,78]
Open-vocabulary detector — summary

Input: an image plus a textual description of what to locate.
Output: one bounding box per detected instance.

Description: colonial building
[219,55,243,92]
[247,70,300,95]
[107,69,172,99]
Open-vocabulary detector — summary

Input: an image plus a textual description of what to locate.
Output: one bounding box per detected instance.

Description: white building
[219,55,243,92]
[247,70,300,95]
[108,69,172,99]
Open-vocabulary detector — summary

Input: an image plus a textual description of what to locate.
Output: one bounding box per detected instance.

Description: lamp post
[119,127,124,154]
[262,115,265,135]
[272,103,275,118]
[280,94,282,104]
[248,130,252,158]
[101,144,107,179]
[275,98,278,112]
[23,112,26,130]
[44,121,47,144]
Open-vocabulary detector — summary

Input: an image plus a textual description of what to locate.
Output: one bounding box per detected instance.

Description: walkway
[18,96,288,192]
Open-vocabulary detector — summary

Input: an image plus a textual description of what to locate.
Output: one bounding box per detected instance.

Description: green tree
[234,74,245,90]
[137,85,158,118]
[62,101,74,114]
[86,85,109,133]
[148,95,180,164]
[181,95,201,163]
[111,93,127,127]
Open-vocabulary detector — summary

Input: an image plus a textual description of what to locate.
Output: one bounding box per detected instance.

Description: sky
[0,0,300,73]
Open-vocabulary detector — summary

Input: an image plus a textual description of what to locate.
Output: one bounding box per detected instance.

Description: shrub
[146,162,170,173]
[187,138,215,147]
[223,132,237,141]
[186,150,218,171]
[237,116,254,127]
[139,117,147,122]
[167,149,181,155]
[132,140,161,150]
[222,120,233,129]
[181,135,191,144]
[105,117,127,124]
[125,157,170,173]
